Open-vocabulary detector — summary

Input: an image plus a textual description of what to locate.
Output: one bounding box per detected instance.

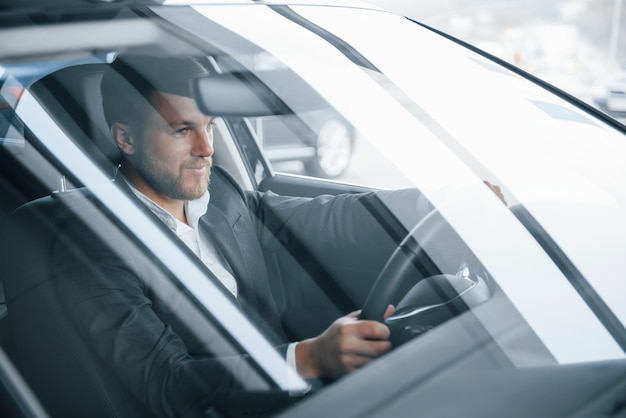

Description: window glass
[1,4,625,417]
[0,10,307,417]
[195,4,626,363]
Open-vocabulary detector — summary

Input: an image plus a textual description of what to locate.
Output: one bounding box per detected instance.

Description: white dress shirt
[126,185,239,297]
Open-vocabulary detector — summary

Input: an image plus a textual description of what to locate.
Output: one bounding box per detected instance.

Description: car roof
[0,0,385,12]
[0,0,158,8]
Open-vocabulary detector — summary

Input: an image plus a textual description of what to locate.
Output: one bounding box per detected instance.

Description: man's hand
[483,181,507,206]
[295,305,395,380]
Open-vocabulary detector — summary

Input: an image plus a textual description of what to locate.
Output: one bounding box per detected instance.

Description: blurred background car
[593,70,626,116]
[252,112,355,178]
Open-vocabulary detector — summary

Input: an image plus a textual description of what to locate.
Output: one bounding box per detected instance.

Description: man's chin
[170,168,210,200]
[187,176,210,199]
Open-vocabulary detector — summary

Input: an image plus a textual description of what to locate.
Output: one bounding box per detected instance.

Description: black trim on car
[267,5,380,72]
[413,18,626,136]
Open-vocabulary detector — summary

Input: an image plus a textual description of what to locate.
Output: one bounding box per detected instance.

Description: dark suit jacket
[50,166,428,417]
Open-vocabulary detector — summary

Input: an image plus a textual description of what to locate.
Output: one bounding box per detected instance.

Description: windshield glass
[1,3,625,417]
[188,4,626,363]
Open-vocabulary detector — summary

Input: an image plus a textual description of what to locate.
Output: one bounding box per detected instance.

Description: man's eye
[174,127,190,136]
[206,121,216,131]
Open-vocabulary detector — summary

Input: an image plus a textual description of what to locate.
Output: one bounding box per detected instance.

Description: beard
[135,154,212,201]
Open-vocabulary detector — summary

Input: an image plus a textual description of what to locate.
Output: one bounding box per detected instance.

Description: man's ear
[110,122,135,156]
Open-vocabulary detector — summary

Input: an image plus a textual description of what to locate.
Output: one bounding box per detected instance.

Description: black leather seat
[0,192,156,418]
[29,63,121,174]
[0,64,156,417]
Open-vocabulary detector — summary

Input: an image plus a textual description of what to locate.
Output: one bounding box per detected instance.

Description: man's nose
[191,129,214,157]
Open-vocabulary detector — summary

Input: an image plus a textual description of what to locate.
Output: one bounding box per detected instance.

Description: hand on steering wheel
[359,209,491,345]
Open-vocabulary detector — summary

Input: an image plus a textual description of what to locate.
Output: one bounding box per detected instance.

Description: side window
[248,112,354,180]
[249,111,415,189]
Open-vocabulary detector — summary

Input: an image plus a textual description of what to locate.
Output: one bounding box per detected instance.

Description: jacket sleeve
[244,186,434,315]
[251,188,430,257]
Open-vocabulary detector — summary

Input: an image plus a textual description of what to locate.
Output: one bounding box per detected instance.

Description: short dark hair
[100,54,209,133]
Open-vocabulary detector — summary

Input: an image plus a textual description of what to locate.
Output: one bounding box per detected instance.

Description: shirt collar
[123,179,210,232]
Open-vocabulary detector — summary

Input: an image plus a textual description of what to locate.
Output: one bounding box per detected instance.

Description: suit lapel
[200,201,288,344]
[199,205,255,303]
[199,167,288,344]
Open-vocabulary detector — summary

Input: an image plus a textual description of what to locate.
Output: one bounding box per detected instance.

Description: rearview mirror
[191,70,326,117]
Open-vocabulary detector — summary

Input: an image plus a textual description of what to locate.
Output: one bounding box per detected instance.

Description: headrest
[29,63,121,173]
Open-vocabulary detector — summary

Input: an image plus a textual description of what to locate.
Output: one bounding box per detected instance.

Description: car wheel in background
[304,119,353,178]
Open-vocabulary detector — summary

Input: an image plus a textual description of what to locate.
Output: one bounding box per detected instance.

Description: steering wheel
[359,209,447,322]
[359,208,490,344]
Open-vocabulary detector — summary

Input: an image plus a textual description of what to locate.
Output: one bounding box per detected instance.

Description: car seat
[27,63,121,174]
[0,63,157,417]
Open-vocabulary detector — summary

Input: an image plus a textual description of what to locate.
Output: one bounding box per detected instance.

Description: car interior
[0,57,487,409]
[0,50,404,415]
[0,7,567,407]
[0,45,501,414]
[3,5,626,418]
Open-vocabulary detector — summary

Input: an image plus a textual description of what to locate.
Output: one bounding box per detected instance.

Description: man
[51,53,410,417]
[103,54,395,378]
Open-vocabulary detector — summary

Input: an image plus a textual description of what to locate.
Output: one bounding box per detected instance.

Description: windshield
[0,3,625,417]
[182,4,626,362]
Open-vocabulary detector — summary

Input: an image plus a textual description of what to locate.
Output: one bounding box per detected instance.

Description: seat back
[0,191,156,417]
[0,64,156,417]
[29,63,121,174]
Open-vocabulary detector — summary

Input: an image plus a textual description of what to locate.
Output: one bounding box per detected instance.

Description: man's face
[130,92,215,202]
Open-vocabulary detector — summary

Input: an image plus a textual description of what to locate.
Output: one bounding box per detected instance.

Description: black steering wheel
[359,209,491,343]
[359,209,446,322]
